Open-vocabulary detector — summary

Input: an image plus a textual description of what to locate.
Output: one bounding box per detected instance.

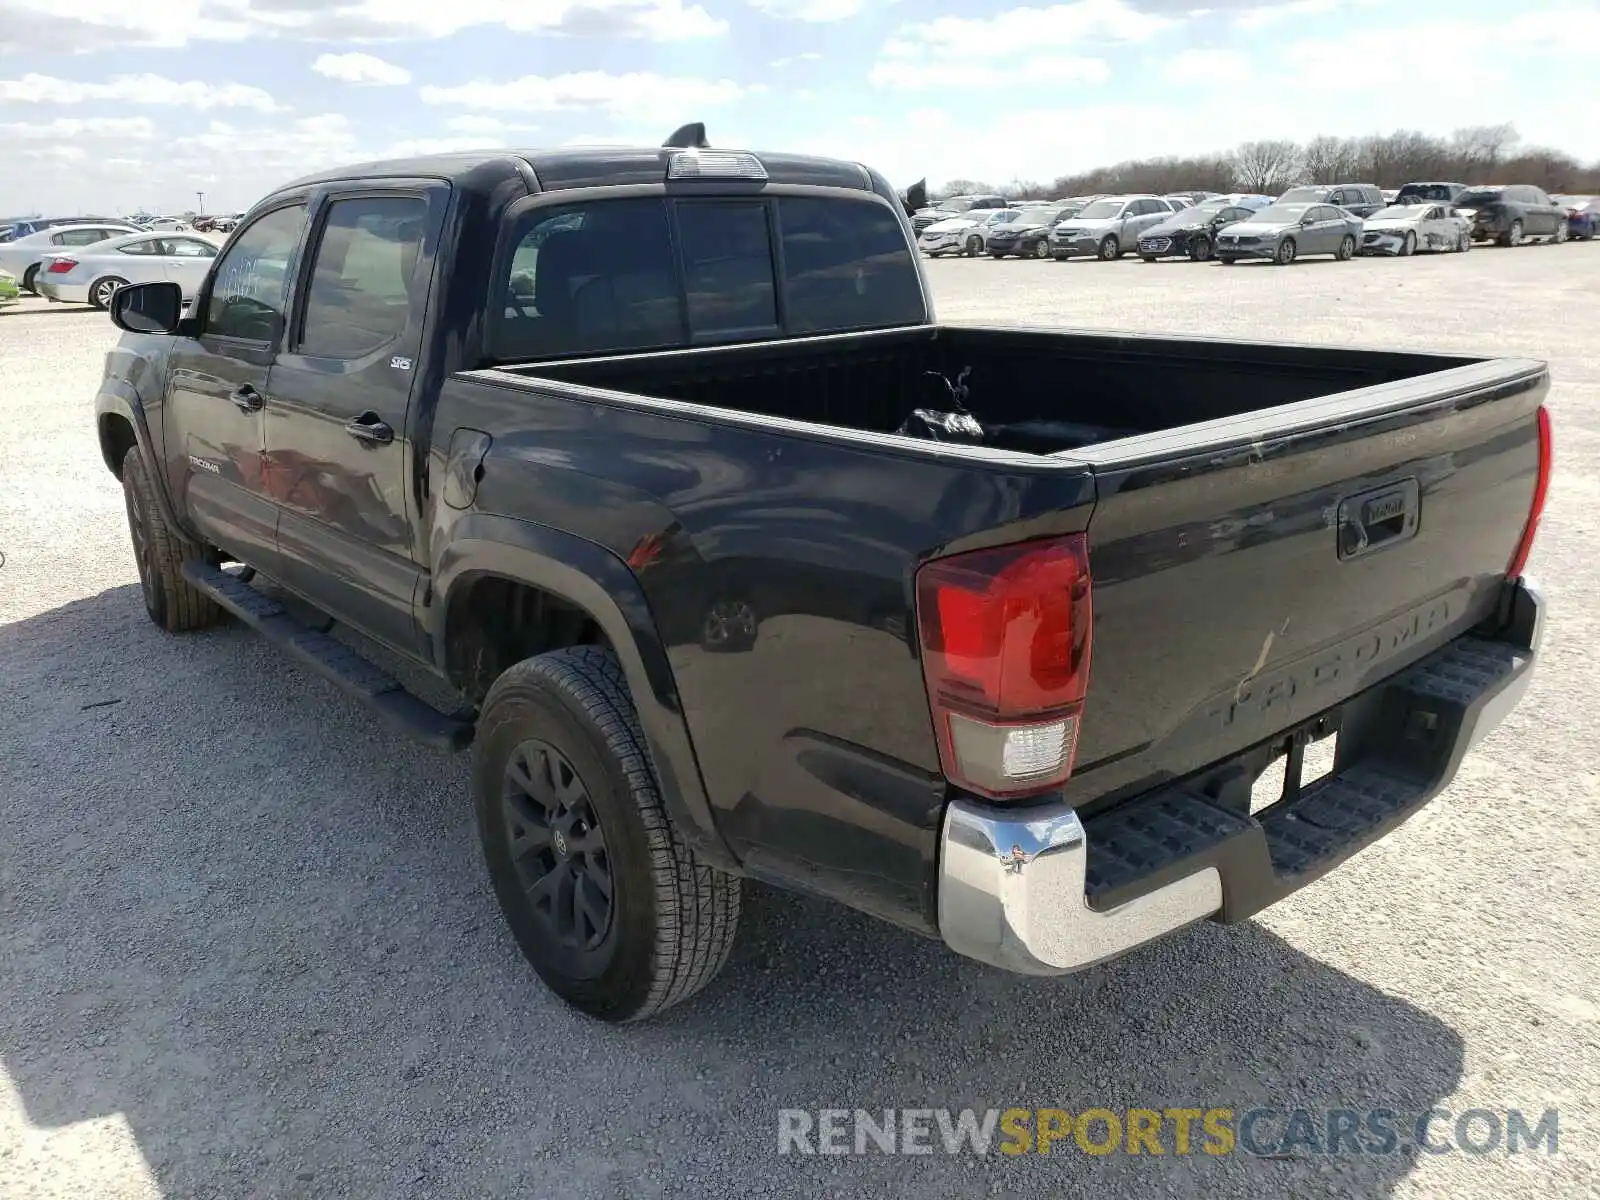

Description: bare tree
[1231,140,1303,193]
[932,179,997,199]
[1449,124,1520,179]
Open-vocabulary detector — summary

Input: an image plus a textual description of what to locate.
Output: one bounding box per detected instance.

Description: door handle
[345,412,394,445]
[230,384,264,412]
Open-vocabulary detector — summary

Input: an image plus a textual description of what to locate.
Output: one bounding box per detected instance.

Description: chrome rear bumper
[937,578,1545,975]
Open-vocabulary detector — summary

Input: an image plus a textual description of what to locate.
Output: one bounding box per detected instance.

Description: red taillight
[46,258,76,273]
[914,534,1092,799]
[1506,406,1552,579]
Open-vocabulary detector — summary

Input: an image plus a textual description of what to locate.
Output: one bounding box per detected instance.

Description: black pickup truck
[94,127,1551,1023]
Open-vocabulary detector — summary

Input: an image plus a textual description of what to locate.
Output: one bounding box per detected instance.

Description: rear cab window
[489,192,926,362]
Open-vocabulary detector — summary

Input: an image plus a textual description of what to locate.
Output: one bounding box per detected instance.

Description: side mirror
[109,280,184,334]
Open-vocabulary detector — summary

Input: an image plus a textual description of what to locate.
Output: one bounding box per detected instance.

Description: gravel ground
[2,244,1598,1200]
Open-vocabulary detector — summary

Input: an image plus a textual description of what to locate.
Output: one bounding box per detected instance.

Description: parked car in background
[1214,193,1276,211]
[918,208,1020,257]
[0,267,19,306]
[1395,181,1467,205]
[1552,195,1598,240]
[1161,195,1195,210]
[1454,185,1569,246]
[985,200,1085,258]
[1215,202,1363,264]
[1359,204,1472,256]
[0,221,144,293]
[910,193,1009,234]
[1276,183,1386,218]
[1138,198,1270,261]
[1050,195,1176,260]
[1382,189,1399,204]
[35,230,219,309]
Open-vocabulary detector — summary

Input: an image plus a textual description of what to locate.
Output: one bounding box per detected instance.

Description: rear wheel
[21,264,39,295]
[1188,236,1212,262]
[1218,256,1237,265]
[474,647,741,1023]
[1098,234,1120,261]
[1500,219,1523,247]
[1336,234,1357,261]
[1274,238,1297,265]
[90,275,129,310]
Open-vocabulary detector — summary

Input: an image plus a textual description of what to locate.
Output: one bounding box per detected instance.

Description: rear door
[260,182,447,657]
[1062,354,1546,814]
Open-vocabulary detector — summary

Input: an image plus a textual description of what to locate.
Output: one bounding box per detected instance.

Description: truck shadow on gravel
[1,586,1465,1200]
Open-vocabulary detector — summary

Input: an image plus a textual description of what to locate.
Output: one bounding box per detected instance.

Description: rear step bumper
[937,577,1545,976]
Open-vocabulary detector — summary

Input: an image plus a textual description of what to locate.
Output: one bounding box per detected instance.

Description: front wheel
[120,447,222,632]
[1097,234,1120,261]
[1336,234,1357,261]
[1274,238,1298,265]
[90,275,130,310]
[473,647,741,1023]
[1218,256,1237,265]
[1188,236,1212,262]
[1033,240,1051,260]
[1399,232,1416,257]
[965,234,984,257]
[1553,220,1568,244]
[1458,230,1472,252]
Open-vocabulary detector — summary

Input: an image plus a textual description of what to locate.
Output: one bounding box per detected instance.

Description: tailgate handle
[1337,478,1420,560]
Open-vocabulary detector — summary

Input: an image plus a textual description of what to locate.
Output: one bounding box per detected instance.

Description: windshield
[1372,205,1424,220]
[983,210,1021,225]
[1276,187,1327,203]
[1249,204,1313,223]
[1074,200,1124,219]
[1183,200,1232,218]
[1398,184,1455,201]
[1456,189,1504,206]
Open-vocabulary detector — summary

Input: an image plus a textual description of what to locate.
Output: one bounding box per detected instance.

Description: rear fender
[430,514,738,870]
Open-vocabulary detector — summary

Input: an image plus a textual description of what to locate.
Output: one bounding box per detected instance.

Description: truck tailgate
[1061,356,1548,813]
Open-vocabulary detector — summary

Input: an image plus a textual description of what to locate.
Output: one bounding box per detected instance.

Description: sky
[1,0,1596,217]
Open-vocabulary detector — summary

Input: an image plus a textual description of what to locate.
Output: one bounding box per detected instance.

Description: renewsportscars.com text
[777,1107,1560,1158]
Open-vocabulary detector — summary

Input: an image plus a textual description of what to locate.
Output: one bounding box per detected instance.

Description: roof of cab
[279,145,877,195]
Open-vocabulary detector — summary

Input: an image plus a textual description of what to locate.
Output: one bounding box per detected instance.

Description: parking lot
[2,244,1597,1199]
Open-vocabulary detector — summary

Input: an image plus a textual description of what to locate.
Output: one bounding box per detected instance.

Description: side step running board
[182,562,475,752]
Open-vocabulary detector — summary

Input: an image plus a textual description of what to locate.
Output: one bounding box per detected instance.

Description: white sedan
[1359,203,1472,257]
[918,209,1021,257]
[35,231,220,309]
[0,221,144,293]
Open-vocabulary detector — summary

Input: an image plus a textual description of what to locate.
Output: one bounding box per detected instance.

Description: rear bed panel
[1061,362,1547,815]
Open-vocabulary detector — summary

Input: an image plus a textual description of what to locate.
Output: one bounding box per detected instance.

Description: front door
[262,184,446,658]
[160,235,219,301]
[164,202,308,571]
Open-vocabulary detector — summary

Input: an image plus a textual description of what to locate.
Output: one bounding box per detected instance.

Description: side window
[297,196,428,359]
[206,204,307,342]
[777,196,926,335]
[675,201,777,335]
[117,238,163,256]
[56,229,109,247]
[163,238,217,257]
[490,198,680,361]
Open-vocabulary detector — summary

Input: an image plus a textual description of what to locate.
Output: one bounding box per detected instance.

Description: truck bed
[495,323,1484,455]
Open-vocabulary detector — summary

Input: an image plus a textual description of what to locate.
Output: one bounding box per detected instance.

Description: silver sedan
[1213,203,1364,265]
[34,231,221,309]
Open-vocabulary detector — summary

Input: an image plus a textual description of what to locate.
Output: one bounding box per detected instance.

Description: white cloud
[442,115,537,135]
[0,0,727,52]
[421,71,745,120]
[312,52,411,86]
[748,0,868,19]
[0,73,281,112]
[1233,0,1336,29]
[871,55,1111,89]
[770,51,824,66]
[1162,48,1250,83]
[0,116,157,141]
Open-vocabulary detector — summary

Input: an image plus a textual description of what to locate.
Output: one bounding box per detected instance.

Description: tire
[1500,220,1523,247]
[1218,256,1237,265]
[1189,236,1212,262]
[1140,255,1157,264]
[1553,220,1568,244]
[120,446,222,633]
[1097,234,1120,261]
[1274,238,1297,265]
[965,234,984,257]
[90,275,129,310]
[1399,232,1416,257]
[1458,231,1471,252]
[989,252,1006,259]
[1337,234,1356,261]
[1033,240,1051,260]
[21,264,39,295]
[473,646,741,1023]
